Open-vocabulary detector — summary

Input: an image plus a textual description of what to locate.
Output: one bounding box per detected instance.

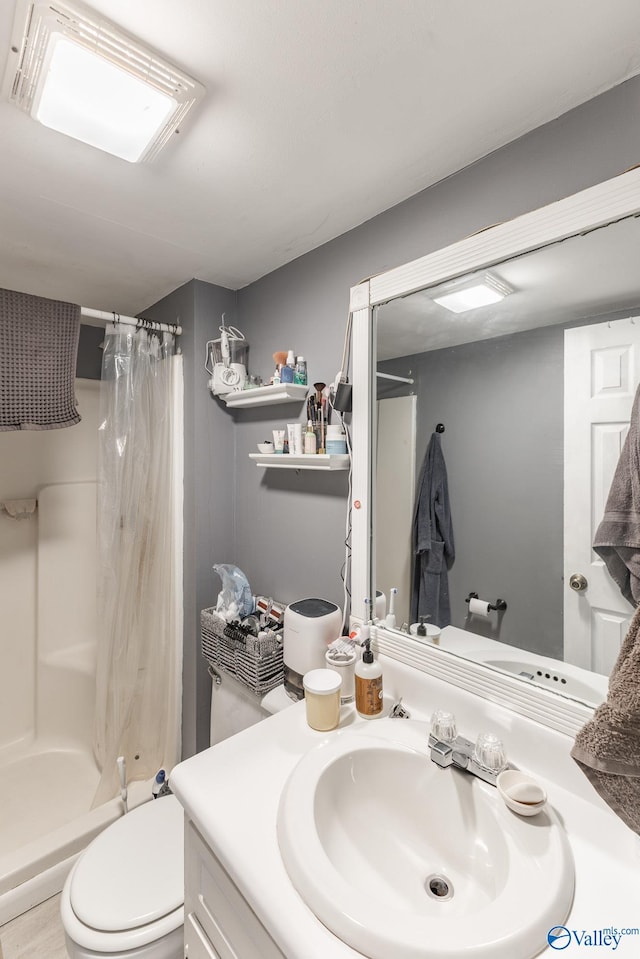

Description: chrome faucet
[428,710,508,786]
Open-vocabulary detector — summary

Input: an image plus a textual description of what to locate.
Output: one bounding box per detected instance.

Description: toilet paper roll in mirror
[468,597,491,617]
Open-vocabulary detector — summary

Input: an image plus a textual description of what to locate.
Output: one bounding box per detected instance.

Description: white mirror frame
[350,166,640,735]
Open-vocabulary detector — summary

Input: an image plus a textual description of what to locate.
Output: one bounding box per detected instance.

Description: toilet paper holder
[465,592,507,612]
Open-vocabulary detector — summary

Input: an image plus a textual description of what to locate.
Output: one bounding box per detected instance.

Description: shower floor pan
[0,738,152,925]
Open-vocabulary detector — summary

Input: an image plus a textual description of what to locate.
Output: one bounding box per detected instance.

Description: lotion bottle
[355,638,383,719]
[304,420,317,454]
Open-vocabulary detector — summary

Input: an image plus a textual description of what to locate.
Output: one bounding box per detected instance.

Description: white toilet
[60,675,292,959]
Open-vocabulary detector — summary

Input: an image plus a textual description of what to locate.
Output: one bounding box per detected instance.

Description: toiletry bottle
[385,586,398,628]
[273,365,281,385]
[294,355,307,385]
[281,350,295,383]
[355,638,383,719]
[304,419,317,454]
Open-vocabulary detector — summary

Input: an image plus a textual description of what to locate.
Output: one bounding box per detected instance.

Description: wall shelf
[249,453,350,471]
[223,383,308,408]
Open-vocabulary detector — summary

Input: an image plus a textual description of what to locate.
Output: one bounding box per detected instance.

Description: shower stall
[0,326,183,924]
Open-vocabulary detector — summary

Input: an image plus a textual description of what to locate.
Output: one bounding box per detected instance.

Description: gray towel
[0,289,81,431]
[571,603,640,834]
[593,381,640,606]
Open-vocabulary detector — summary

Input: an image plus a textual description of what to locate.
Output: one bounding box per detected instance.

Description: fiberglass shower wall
[0,379,100,756]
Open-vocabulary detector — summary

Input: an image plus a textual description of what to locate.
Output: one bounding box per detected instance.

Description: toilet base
[64,924,183,959]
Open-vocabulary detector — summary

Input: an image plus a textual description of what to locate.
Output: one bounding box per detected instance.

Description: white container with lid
[325,645,357,703]
[326,423,347,455]
[303,668,342,731]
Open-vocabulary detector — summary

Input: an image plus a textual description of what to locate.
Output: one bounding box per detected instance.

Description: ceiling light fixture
[4,0,204,162]
[432,273,513,314]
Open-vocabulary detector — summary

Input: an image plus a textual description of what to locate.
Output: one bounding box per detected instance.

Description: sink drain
[425,874,454,901]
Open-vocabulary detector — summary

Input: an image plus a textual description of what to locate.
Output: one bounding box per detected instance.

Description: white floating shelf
[223,383,308,408]
[249,453,350,471]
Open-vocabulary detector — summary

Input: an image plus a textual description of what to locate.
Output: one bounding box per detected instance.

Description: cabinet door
[185,912,225,959]
[185,820,286,959]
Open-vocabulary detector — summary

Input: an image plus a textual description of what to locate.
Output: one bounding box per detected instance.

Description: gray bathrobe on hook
[410,432,455,627]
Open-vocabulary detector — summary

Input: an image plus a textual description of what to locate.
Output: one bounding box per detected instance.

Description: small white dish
[257,442,274,454]
[497,769,547,816]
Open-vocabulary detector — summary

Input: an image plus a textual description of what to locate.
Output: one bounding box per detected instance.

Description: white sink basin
[277,719,574,959]
[467,649,607,706]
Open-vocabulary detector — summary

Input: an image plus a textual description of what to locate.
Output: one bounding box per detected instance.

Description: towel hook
[435,423,445,433]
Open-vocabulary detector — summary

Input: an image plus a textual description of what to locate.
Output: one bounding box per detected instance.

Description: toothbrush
[385,587,398,628]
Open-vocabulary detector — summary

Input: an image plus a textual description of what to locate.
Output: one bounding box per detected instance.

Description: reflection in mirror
[374,214,640,707]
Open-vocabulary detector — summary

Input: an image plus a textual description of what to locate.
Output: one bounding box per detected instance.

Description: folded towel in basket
[571,604,640,834]
[0,288,81,431]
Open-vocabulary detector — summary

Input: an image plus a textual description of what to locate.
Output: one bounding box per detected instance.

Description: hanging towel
[593,381,640,606]
[571,604,640,834]
[410,431,455,627]
[0,288,81,431]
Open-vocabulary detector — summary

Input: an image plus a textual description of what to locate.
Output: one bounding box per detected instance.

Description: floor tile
[0,894,67,959]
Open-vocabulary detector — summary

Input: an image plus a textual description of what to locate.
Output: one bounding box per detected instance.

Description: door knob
[569,573,588,591]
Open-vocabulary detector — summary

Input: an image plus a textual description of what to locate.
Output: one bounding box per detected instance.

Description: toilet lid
[70,794,184,932]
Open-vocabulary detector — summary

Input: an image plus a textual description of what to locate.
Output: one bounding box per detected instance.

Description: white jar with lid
[303,669,342,731]
[325,646,356,703]
[325,423,347,455]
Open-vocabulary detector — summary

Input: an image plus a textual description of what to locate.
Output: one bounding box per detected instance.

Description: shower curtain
[92,324,182,807]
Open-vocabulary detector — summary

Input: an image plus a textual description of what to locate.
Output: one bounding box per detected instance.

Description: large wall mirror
[350,168,640,710]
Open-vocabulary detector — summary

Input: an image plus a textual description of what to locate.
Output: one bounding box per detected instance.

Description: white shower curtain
[92,324,182,807]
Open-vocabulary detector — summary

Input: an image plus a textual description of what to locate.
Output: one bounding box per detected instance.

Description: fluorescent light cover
[432,274,512,314]
[6,0,205,162]
[33,34,176,162]
[433,283,505,314]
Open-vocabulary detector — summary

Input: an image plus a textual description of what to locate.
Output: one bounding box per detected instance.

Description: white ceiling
[377,216,640,359]
[2,0,640,317]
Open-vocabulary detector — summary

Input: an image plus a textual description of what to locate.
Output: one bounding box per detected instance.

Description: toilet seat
[61,796,184,955]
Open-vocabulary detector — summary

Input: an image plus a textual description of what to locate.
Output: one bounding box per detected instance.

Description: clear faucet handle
[473,731,507,772]
[430,709,457,743]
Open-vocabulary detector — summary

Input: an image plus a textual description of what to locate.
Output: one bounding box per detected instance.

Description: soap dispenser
[355,638,383,719]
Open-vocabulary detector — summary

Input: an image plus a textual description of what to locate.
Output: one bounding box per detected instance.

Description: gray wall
[380,325,564,657]
[233,77,640,650]
[76,325,104,379]
[149,75,640,755]
[144,279,237,758]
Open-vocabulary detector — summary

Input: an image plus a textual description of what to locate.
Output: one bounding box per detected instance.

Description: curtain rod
[81,308,182,336]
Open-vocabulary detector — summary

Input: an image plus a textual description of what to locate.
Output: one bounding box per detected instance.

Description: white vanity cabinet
[184,819,286,959]
[172,650,639,959]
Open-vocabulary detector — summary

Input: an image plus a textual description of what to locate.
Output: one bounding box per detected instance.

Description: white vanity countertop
[171,657,640,959]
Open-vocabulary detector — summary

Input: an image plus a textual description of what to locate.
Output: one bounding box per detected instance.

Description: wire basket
[200,607,284,696]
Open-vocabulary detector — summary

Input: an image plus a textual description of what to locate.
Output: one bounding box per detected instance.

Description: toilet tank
[209,669,267,745]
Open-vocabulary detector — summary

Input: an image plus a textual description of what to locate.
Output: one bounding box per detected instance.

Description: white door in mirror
[564,318,639,673]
